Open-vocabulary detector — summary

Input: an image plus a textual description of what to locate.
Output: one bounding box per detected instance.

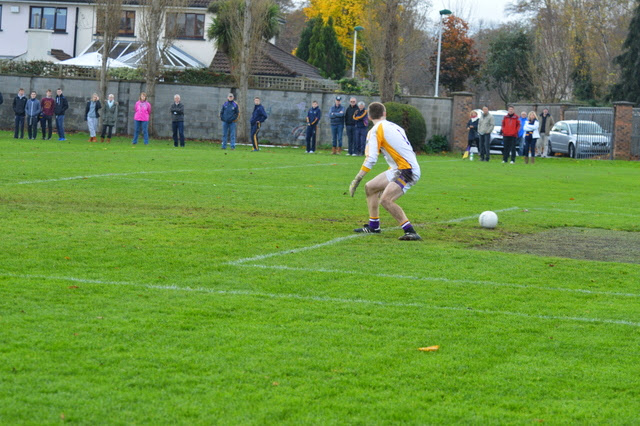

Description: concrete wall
[0,75,453,147]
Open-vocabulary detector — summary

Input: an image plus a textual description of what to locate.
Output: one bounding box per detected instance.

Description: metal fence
[632,109,640,159]
[563,107,614,159]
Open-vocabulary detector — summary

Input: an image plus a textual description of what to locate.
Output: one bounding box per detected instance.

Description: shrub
[384,102,427,152]
[425,134,449,153]
[338,78,379,96]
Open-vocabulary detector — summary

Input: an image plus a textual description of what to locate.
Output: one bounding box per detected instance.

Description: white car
[547,120,611,158]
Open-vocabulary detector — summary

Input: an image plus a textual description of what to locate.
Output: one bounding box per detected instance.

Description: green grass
[1,131,639,424]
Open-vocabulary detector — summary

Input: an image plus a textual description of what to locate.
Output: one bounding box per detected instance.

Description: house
[0,0,216,67]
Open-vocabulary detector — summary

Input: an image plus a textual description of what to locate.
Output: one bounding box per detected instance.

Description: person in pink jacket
[132,92,152,145]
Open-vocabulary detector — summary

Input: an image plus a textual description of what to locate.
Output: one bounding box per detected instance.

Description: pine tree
[308,18,327,73]
[611,0,640,103]
[308,17,346,80]
[571,36,598,102]
[295,17,319,61]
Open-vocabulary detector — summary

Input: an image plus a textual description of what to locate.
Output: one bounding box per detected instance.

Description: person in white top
[523,111,540,164]
[348,102,422,241]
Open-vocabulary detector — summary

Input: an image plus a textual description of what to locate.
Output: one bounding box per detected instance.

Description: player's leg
[354,172,388,233]
[379,171,421,241]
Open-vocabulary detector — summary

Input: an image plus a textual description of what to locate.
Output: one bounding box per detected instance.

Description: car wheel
[547,140,554,156]
[568,143,576,158]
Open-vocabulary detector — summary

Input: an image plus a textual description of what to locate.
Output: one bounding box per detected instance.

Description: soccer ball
[479,211,498,229]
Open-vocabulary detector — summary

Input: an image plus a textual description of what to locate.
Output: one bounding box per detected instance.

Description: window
[29,7,67,32]
[0,5,3,30]
[96,10,135,36]
[166,13,205,39]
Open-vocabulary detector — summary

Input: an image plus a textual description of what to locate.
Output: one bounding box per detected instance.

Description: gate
[632,109,640,159]
[574,107,614,160]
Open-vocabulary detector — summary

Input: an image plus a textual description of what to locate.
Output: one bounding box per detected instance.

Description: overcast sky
[429,0,516,27]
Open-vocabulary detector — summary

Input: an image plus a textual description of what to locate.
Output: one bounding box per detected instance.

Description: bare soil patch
[477,227,640,264]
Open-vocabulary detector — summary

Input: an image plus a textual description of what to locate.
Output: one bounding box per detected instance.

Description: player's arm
[349,129,379,197]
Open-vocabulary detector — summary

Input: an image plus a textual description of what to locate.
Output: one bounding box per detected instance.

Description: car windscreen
[569,122,605,134]
[492,114,505,126]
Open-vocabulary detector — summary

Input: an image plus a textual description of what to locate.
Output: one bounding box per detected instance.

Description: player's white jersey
[360,119,420,174]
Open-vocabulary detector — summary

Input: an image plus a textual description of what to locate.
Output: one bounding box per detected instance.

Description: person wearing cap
[220,93,239,149]
[305,100,322,153]
[345,97,358,156]
[329,96,345,154]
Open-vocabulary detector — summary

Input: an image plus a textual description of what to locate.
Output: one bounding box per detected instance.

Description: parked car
[547,120,611,158]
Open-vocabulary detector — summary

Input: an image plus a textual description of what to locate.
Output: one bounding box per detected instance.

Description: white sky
[429,0,516,27]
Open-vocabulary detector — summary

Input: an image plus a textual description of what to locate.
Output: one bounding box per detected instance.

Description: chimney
[24,29,54,61]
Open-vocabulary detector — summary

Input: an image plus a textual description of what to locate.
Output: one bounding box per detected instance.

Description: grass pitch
[1,132,639,424]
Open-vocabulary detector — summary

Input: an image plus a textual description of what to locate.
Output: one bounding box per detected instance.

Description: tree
[139,0,186,136]
[308,17,347,79]
[611,0,640,103]
[95,0,122,103]
[295,16,321,61]
[304,0,364,53]
[571,35,598,102]
[276,8,307,55]
[208,0,281,141]
[483,25,534,106]
[430,15,482,95]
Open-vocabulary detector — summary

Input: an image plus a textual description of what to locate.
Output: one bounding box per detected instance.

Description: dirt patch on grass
[477,227,640,264]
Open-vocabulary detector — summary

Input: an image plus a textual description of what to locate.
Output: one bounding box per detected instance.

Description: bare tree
[208,0,280,142]
[95,0,122,102]
[139,0,186,135]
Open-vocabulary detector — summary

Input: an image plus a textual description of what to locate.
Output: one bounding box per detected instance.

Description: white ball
[479,211,498,229]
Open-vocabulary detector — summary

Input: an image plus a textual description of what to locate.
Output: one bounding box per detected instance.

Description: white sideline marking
[227,208,523,265]
[240,264,640,299]
[528,208,640,218]
[112,176,340,191]
[1,272,638,328]
[9,170,194,185]
[443,206,521,223]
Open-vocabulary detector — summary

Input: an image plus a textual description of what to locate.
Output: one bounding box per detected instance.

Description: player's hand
[349,177,362,197]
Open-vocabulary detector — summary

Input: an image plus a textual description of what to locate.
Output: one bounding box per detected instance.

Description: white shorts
[385,168,420,193]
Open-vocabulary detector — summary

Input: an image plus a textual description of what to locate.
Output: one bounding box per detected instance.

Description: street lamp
[351,26,364,78]
[434,9,452,97]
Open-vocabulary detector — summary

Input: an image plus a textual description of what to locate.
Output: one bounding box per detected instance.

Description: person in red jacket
[501,105,521,163]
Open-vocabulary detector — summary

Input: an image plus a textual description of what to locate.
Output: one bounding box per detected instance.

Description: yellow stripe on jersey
[377,125,411,169]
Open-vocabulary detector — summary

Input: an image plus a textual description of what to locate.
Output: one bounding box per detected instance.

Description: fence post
[450,92,474,152]
[612,101,633,160]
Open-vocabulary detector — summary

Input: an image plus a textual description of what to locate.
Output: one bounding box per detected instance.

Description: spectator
[250,97,268,152]
[345,97,358,156]
[478,106,493,162]
[329,96,345,155]
[0,92,3,108]
[132,92,151,145]
[501,106,521,163]
[84,93,101,142]
[54,88,69,141]
[101,94,118,143]
[523,111,540,164]
[305,100,321,153]
[13,88,27,139]
[465,110,479,160]
[40,89,55,140]
[171,94,185,147]
[538,108,555,157]
[353,101,368,156]
[25,91,42,140]
[518,111,527,156]
[220,93,239,150]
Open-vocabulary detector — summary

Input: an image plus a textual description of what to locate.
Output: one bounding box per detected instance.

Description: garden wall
[0,75,452,147]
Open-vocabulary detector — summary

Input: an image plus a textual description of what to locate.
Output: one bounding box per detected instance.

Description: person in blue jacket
[305,100,322,153]
[250,97,268,151]
[329,96,345,154]
[13,88,27,139]
[25,91,42,140]
[518,111,527,156]
[220,93,239,149]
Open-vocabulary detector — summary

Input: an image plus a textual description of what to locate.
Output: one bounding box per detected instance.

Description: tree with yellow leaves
[304,0,365,53]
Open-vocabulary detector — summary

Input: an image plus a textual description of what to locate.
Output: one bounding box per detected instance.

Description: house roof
[50,49,72,61]
[210,42,324,79]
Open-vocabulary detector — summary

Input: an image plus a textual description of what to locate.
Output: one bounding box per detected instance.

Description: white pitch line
[1,272,638,328]
[442,206,521,223]
[8,170,194,185]
[528,208,640,218]
[240,264,640,298]
[110,176,340,191]
[227,207,523,265]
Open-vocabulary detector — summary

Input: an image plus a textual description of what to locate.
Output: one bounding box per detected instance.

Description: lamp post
[351,26,364,78]
[434,9,452,97]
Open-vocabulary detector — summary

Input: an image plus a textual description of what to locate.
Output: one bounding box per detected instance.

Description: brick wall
[613,102,633,160]
[450,92,473,151]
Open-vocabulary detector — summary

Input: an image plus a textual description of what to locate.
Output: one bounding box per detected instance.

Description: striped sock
[401,221,415,233]
[369,217,380,230]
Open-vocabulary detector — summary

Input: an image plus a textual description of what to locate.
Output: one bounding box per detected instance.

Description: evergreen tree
[308,17,347,80]
[611,0,640,103]
[571,36,598,102]
[295,17,320,61]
